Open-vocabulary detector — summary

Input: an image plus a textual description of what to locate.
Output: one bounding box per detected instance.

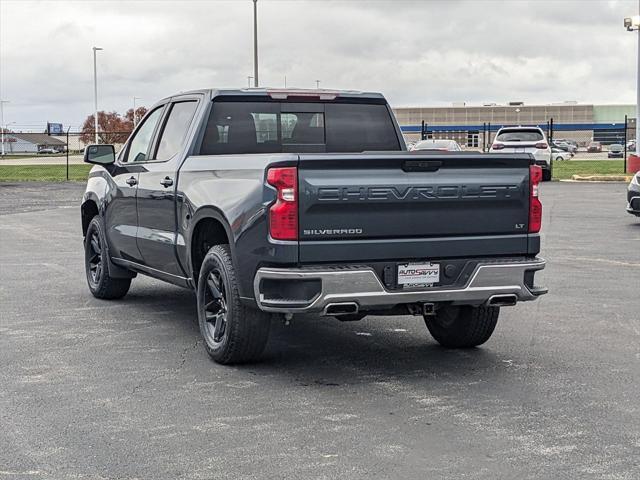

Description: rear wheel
[424,305,499,348]
[542,168,552,181]
[84,217,131,299]
[197,244,270,364]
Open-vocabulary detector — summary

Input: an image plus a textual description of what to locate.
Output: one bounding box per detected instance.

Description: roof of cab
[166,87,386,101]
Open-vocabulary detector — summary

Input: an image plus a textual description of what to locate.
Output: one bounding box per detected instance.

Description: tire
[555,156,563,162]
[197,244,270,364]
[84,216,131,299]
[542,168,552,181]
[424,305,499,348]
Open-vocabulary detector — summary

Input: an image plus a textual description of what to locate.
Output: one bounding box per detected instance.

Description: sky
[0,0,638,131]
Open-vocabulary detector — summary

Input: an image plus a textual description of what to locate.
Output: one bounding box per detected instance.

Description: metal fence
[546,116,633,179]
[0,132,129,182]
[414,116,635,179]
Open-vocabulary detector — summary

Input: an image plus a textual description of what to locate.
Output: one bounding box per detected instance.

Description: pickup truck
[81,88,547,364]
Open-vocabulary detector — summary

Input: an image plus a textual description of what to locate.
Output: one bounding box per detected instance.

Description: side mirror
[84,144,115,165]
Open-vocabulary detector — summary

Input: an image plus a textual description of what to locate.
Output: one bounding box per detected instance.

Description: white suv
[491,126,552,181]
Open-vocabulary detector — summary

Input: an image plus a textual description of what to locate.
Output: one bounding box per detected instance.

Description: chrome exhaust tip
[324,302,359,316]
[487,294,518,307]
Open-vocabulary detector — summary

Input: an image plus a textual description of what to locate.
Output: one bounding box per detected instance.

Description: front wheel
[84,217,131,299]
[197,244,271,364]
[424,305,499,348]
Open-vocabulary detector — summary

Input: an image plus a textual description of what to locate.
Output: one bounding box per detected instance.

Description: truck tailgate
[298,153,533,263]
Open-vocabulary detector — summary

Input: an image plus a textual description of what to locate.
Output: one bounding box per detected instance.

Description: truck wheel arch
[81,199,99,236]
[81,197,135,280]
[188,208,235,286]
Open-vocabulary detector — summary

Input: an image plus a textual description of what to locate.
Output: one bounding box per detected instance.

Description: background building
[393,102,636,148]
[1,132,67,153]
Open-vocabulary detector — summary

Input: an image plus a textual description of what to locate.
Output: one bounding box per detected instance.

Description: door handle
[126,176,138,186]
[160,176,174,188]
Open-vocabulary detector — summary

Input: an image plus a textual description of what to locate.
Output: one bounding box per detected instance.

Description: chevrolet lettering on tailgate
[316,184,521,202]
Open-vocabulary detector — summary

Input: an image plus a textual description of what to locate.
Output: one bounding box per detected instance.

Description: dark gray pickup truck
[81,88,547,364]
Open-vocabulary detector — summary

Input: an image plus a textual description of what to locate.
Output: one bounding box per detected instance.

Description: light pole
[315,80,320,89]
[253,0,259,87]
[93,46,103,144]
[133,96,141,127]
[625,8,640,155]
[0,99,9,156]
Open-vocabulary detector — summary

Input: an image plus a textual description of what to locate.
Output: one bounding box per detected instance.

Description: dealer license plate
[397,262,440,287]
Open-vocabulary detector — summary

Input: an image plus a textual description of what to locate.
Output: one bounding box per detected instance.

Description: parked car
[37,148,58,154]
[411,139,462,151]
[587,141,602,153]
[551,141,569,152]
[552,148,573,161]
[81,88,547,364]
[552,140,577,153]
[491,126,552,181]
[627,172,640,217]
[556,139,578,152]
[607,144,624,158]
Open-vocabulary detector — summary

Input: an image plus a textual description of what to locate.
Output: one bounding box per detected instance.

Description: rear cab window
[198,99,399,155]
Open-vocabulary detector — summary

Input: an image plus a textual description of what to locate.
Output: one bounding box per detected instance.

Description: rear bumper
[254,257,547,314]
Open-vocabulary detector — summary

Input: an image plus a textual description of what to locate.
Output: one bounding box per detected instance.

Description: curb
[568,175,633,182]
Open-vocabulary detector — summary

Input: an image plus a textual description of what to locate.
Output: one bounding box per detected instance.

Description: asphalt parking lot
[1,181,639,479]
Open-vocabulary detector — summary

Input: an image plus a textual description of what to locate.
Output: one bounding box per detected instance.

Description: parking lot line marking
[0,471,43,476]
[556,256,640,268]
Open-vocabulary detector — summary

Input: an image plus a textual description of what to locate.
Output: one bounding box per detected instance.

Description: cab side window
[155,101,198,161]
[124,107,163,163]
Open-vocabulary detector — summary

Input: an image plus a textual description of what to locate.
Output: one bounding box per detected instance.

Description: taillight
[266,167,298,240]
[529,165,543,233]
[492,143,504,150]
[535,142,548,149]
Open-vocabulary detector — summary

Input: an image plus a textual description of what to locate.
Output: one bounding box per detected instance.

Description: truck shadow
[252,315,510,386]
[121,285,513,385]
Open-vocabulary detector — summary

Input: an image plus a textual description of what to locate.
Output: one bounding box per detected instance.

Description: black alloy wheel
[87,228,103,288]
[202,269,228,346]
[84,216,131,299]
